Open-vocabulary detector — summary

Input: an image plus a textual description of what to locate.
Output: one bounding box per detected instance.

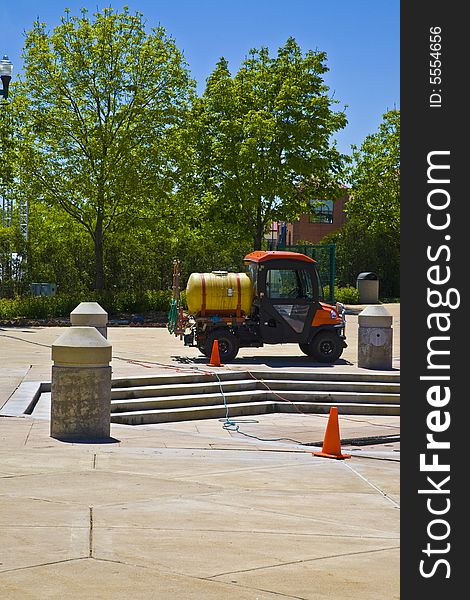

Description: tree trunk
[253,230,263,250]
[253,204,263,250]
[94,215,105,291]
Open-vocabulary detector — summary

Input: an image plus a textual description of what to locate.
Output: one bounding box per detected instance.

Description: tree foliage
[326,220,400,298]
[0,93,29,295]
[326,110,400,297]
[19,6,194,290]
[2,15,361,301]
[187,38,347,249]
[345,109,400,233]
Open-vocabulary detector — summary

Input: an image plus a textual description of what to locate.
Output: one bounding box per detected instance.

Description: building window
[309,200,333,224]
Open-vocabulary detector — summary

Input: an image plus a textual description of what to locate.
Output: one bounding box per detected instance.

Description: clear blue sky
[1,0,399,154]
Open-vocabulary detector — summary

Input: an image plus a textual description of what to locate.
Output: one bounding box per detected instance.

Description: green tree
[326,221,400,298]
[25,200,94,292]
[20,7,194,290]
[0,91,29,295]
[0,99,16,186]
[327,109,400,297]
[188,38,347,249]
[345,109,400,233]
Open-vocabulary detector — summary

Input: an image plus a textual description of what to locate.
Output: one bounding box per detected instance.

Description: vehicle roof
[244,251,316,264]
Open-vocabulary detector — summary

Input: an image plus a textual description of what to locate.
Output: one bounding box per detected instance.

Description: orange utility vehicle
[175,251,346,363]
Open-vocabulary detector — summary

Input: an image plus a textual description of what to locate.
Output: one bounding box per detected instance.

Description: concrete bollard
[70,302,108,339]
[357,305,393,370]
[50,327,112,440]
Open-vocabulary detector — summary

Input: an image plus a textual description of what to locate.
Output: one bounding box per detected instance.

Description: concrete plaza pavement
[0,305,400,599]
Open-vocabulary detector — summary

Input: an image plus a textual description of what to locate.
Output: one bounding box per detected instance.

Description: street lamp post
[1,54,13,292]
[0,55,13,99]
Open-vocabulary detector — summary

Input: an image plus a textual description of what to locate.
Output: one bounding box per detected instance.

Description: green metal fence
[279,244,336,303]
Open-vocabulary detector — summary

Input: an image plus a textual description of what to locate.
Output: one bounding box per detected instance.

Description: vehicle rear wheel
[197,344,210,357]
[307,331,344,363]
[205,330,240,362]
[299,343,310,356]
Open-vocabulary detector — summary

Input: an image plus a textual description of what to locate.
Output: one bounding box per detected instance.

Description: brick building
[287,191,348,245]
[266,190,349,247]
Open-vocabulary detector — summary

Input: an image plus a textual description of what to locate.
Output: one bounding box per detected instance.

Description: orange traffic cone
[313,407,351,460]
[207,339,224,367]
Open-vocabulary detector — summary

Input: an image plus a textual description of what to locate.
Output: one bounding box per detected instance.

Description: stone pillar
[70,302,108,338]
[50,327,112,440]
[357,305,393,369]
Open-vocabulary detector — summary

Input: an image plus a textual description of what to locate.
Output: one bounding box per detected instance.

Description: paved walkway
[0,305,400,599]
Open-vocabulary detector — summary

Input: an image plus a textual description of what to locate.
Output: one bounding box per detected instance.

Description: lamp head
[0,55,13,78]
[0,55,13,99]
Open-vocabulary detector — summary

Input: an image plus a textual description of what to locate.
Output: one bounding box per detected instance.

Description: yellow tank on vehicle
[186,271,254,316]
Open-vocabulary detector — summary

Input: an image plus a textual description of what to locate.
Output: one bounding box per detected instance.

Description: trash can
[356,272,379,304]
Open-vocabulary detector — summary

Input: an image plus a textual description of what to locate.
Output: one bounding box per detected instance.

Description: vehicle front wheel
[307,331,344,363]
[205,330,240,362]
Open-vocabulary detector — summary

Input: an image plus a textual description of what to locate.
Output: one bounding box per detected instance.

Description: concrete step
[111,369,400,390]
[110,389,399,414]
[111,370,245,388]
[266,389,399,405]
[111,389,268,412]
[111,400,399,425]
[111,378,399,401]
[15,369,400,424]
[111,401,276,425]
[248,370,400,383]
[111,379,259,400]
[256,379,399,393]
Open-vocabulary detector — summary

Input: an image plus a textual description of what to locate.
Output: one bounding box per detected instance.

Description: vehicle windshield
[265,268,314,300]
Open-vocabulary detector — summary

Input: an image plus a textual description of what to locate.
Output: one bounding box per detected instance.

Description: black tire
[307,331,344,363]
[299,343,310,356]
[205,330,240,362]
[197,344,210,358]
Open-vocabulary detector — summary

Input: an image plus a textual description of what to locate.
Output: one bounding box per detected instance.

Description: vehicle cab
[244,251,346,362]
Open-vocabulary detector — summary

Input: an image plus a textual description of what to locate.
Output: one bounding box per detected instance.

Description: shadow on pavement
[171,355,354,368]
[51,436,121,444]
